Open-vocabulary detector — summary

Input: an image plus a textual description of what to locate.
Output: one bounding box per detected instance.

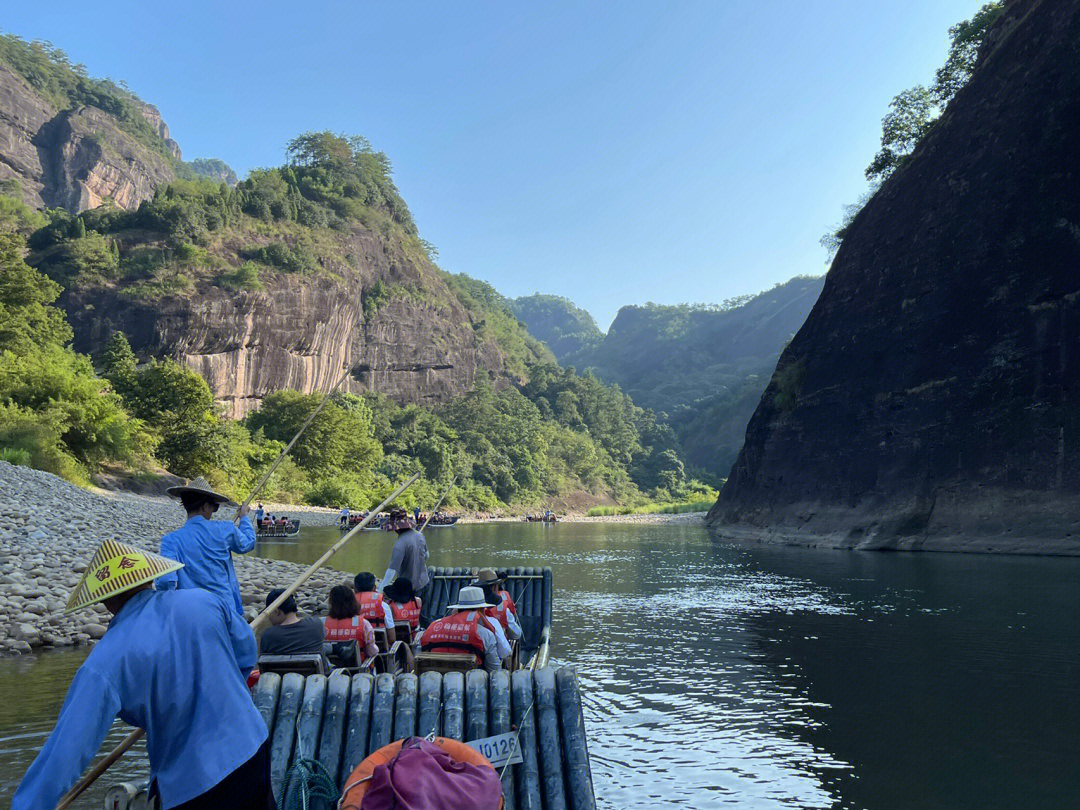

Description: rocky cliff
[0,62,176,212]
[59,225,526,419]
[710,0,1080,553]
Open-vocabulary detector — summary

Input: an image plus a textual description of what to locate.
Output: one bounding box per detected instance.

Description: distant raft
[256,519,301,539]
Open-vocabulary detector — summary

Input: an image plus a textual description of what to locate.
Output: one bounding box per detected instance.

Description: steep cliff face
[0,63,175,212]
[710,0,1080,553]
[60,224,519,418]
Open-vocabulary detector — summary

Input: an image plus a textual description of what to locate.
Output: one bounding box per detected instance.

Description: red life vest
[324,616,371,663]
[390,598,421,628]
[419,610,495,666]
[483,590,516,630]
[356,591,387,627]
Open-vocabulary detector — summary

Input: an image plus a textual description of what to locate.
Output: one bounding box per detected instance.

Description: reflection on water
[2,521,1079,809]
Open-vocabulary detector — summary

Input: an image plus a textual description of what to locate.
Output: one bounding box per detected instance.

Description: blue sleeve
[11,666,121,810]
[156,532,179,589]
[231,517,256,554]
[222,599,257,678]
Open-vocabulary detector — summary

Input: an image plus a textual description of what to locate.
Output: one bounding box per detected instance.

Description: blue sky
[5,1,986,328]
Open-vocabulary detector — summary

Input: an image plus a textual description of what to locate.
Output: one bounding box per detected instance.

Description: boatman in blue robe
[12,539,272,810]
[156,476,255,616]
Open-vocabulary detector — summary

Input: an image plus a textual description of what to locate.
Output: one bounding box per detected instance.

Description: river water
[2,521,1079,808]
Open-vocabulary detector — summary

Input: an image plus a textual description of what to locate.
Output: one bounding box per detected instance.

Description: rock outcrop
[710,0,1080,554]
[0,62,175,212]
[61,226,516,418]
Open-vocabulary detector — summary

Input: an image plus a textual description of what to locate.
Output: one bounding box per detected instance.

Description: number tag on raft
[466,732,523,768]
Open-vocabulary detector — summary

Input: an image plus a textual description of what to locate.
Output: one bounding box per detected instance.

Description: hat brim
[164,484,233,504]
[65,568,174,614]
[448,601,496,611]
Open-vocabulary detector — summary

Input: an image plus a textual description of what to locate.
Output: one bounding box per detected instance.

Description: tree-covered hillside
[513,277,825,480]
[509,294,603,361]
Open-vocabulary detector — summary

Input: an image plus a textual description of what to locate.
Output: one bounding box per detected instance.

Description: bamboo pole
[250,472,420,631]
[418,477,457,532]
[55,472,420,810]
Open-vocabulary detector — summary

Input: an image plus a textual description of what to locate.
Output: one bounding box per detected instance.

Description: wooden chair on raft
[256,653,327,677]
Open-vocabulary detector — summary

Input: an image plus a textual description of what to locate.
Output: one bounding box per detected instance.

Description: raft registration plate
[466,732,523,768]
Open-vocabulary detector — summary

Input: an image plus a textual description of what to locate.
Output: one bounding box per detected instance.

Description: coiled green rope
[278,758,339,810]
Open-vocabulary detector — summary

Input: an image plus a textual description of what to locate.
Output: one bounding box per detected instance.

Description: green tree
[246,390,383,479]
[0,233,72,353]
[866,2,1004,183]
[99,331,137,385]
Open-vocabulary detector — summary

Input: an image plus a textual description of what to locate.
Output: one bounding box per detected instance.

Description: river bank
[0,462,349,656]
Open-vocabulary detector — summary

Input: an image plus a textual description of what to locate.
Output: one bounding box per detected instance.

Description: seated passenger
[258,589,326,660]
[384,577,422,631]
[323,584,377,666]
[419,586,509,673]
[353,571,396,645]
[474,569,522,641]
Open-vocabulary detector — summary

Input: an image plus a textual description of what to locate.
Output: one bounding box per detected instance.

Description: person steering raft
[11,540,272,810]
[156,476,256,616]
[378,508,430,593]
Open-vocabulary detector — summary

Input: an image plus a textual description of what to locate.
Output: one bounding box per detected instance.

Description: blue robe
[157,515,256,615]
[12,588,264,810]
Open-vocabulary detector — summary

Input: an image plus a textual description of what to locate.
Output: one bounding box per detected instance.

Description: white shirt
[474,623,504,672]
[502,607,523,641]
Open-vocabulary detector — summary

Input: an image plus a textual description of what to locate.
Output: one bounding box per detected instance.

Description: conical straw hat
[164,476,232,504]
[65,540,184,614]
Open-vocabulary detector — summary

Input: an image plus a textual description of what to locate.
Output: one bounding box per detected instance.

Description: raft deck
[256,666,595,809]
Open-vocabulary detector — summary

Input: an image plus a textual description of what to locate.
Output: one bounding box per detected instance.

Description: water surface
[2,521,1078,808]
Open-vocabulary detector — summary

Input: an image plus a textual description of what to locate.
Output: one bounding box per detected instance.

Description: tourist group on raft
[12,478,520,810]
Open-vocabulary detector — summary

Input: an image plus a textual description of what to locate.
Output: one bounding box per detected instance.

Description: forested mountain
[0,34,706,511]
[712,0,1080,553]
[509,294,603,360]
[512,277,825,479]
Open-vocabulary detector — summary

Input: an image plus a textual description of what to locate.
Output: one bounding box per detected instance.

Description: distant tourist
[354,571,396,645]
[340,506,350,527]
[255,503,265,524]
[258,589,325,659]
[323,584,377,666]
[474,568,521,641]
[157,477,255,617]
[11,540,271,810]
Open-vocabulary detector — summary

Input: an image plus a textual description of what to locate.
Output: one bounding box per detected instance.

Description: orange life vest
[356,591,386,627]
[484,590,516,630]
[324,615,371,662]
[390,598,421,628]
[419,610,495,666]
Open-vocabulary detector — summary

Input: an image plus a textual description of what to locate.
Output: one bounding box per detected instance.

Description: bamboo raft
[105,566,593,809]
[256,518,301,539]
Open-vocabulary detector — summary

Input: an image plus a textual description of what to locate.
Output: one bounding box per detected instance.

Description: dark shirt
[258,616,325,656]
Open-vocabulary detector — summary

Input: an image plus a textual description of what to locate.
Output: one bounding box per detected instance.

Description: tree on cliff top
[286,131,415,233]
[824,3,1005,255]
[866,2,1005,183]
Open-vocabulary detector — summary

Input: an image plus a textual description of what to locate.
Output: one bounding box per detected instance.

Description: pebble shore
[0,462,350,656]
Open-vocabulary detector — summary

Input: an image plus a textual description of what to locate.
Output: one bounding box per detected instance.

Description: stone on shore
[0,461,344,656]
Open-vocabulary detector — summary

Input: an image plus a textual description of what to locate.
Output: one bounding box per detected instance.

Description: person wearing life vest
[353,571,396,645]
[419,586,509,672]
[383,576,422,630]
[473,568,522,641]
[323,584,377,666]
